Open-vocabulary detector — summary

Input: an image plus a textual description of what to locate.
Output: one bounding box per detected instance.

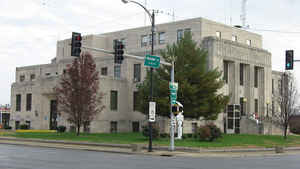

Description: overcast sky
[1,0,300,105]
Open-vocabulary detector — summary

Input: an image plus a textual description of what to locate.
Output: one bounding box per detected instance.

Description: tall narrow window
[177,29,184,42]
[114,65,121,79]
[216,31,221,38]
[240,64,244,86]
[158,32,165,44]
[232,35,237,42]
[254,66,258,88]
[134,64,141,82]
[30,74,35,81]
[133,91,138,111]
[26,93,32,111]
[184,28,191,35]
[246,39,252,46]
[16,94,21,111]
[20,75,25,82]
[223,61,229,83]
[110,121,118,133]
[110,90,118,110]
[141,35,148,47]
[255,99,258,113]
[101,67,108,76]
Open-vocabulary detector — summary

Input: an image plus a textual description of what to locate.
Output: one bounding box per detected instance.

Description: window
[20,75,25,82]
[216,31,221,38]
[254,67,258,88]
[16,94,21,111]
[240,64,244,86]
[232,35,237,42]
[177,29,184,42]
[158,32,166,44]
[246,39,251,46]
[26,93,32,111]
[141,35,148,47]
[223,61,229,83]
[101,67,108,76]
[133,91,138,111]
[255,99,258,113]
[114,65,121,78]
[149,33,156,45]
[132,121,140,132]
[110,90,118,110]
[110,121,118,133]
[134,64,141,82]
[26,121,31,129]
[63,69,66,74]
[30,74,35,81]
[15,121,20,129]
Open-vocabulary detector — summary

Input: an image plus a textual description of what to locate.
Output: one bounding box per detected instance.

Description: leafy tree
[54,52,104,136]
[273,72,298,139]
[137,32,229,120]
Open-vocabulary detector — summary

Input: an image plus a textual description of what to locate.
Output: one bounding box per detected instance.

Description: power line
[250,28,300,34]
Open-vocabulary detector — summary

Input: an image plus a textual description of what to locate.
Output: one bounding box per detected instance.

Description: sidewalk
[1,136,300,158]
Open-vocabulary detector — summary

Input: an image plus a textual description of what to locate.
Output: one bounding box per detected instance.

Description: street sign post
[149,102,156,122]
[144,54,160,68]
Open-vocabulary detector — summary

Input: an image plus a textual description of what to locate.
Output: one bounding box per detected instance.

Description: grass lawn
[2,132,300,148]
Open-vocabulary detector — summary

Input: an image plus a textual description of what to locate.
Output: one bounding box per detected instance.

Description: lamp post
[122,0,155,152]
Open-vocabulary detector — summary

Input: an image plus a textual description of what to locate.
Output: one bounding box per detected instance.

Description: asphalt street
[0,144,299,169]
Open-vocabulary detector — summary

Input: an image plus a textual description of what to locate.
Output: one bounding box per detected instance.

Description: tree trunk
[77,124,80,136]
[284,124,287,140]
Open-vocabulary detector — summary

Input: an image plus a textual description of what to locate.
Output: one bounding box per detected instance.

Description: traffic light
[114,40,125,64]
[286,50,294,70]
[71,32,82,57]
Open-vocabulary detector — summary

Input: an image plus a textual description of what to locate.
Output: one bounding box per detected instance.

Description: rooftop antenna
[240,0,249,28]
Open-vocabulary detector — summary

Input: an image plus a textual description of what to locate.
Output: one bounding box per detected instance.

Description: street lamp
[122,0,155,152]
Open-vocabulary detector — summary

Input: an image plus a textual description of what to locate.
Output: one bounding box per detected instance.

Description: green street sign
[170,92,177,99]
[171,100,176,105]
[144,54,160,68]
[169,82,178,91]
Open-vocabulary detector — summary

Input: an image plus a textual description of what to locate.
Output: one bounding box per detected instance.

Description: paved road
[0,144,299,169]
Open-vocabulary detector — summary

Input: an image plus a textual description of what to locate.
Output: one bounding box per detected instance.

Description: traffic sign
[144,55,160,68]
[149,102,156,122]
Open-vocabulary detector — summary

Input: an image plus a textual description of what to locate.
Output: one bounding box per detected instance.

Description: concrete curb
[1,136,300,153]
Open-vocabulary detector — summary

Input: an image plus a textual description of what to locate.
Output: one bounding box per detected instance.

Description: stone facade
[10,17,281,134]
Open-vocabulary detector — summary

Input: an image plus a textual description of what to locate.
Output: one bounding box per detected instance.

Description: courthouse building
[10,17,283,134]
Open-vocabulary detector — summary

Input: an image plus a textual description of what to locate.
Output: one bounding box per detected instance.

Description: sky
[1,0,300,105]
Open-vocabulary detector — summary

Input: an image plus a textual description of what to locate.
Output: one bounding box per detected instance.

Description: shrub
[142,124,160,139]
[196,123,222,142]
[160,133,168,138]
[4,125,12,130]
[20,124,29,130]
[57,125,66,133]
[290,125,300,135]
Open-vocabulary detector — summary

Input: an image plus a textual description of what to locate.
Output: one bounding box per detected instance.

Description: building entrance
[49,100,57,130]
[226,105,241,134]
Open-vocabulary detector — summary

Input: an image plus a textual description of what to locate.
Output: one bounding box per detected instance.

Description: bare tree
[274,72,298,139]
[54,52,104,136]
